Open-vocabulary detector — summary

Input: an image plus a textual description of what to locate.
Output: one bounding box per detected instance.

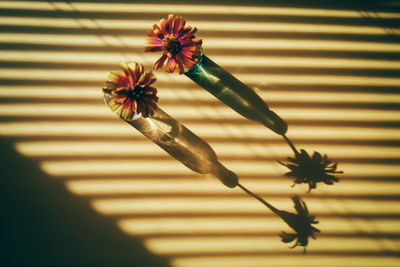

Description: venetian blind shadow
[0,137,171,267]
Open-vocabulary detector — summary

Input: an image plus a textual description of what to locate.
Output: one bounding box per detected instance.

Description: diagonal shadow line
[359,9,400,41]
[325,192,400,256]
[0,137,171,267]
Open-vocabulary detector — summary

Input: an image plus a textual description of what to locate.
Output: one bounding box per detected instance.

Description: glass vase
[104,91,238,188]
[185,55,288,135]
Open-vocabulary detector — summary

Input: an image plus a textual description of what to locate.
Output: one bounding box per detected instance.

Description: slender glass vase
[185,55,288,135]
[104,92,238,188]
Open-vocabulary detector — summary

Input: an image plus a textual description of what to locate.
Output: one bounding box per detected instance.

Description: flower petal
[176,54,185,74]
[145,45,163,52]
[279,231,297,243]
[138,71,156,86]
[145,14,202,74]
[137,100,149,117]
[120,101,134,121]
[312,151,322,162]
[166,57,177,73]
[152,24,165,39]
[173,15,185,35]
[153,54,168,71]
[161,14,174,33]
[104,62,159,120]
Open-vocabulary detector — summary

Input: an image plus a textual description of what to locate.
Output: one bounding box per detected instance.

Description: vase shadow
[0,137,171,267]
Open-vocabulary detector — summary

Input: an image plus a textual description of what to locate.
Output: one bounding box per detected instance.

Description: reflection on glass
[104,91,238,188]
[186,55,287,135]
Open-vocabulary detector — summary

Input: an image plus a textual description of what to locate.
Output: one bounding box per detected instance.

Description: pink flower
[145,14,202,74]
[104,62,158,120]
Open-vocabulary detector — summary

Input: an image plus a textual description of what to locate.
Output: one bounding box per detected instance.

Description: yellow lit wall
[1,1,400,266]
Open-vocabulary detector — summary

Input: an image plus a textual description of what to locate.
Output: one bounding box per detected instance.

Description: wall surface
[1,1,400,266]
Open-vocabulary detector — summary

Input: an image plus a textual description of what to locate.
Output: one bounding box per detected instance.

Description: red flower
[145,14,202,74]
[104,62,158,120]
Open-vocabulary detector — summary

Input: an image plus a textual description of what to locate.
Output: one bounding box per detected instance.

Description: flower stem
[283,135,299,155]
[237,183,280,215]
